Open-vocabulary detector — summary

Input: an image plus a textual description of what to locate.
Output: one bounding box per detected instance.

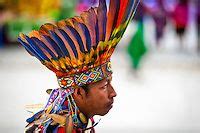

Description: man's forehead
[88,75,112,88]
[100,75,112,83]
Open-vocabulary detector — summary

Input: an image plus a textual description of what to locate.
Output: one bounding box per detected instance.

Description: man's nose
[109,84,117,98]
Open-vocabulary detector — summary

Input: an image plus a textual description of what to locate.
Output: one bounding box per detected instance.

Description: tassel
[79,113,87,124]
[66,115,73,133]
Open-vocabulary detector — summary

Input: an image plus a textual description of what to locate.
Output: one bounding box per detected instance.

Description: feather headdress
[18,0,140,88]
[20,0,140,132]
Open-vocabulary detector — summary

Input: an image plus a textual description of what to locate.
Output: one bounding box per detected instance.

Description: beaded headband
[57,61,112,88]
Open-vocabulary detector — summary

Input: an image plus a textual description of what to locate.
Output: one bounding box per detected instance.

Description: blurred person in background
[76,0,98,14]
[18,0,139,132]
[147,0,167,48]
[171,0,189,50]
[196,0,200,52]
[152,0,167,48]
[127,1,147,71]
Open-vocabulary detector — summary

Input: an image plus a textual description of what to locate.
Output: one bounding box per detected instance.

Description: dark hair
[81,84,89,94]
[179,0,188,4]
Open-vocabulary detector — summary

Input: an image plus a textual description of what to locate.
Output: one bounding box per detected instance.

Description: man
[18,0,140,132]
[74,76,116,117]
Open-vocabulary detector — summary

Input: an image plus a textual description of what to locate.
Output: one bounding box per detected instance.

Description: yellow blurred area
[2,0,61,19]
[0,0,77,41]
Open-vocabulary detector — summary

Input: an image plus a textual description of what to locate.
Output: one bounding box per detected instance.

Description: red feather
[105,0,120,41]
[116,0,129,27]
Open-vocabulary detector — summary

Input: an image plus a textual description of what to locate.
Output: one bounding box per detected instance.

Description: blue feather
[25,36,50,61]
[18,38,43,61]
[43,35,63,58]
[67,26,86,53]
[26,110,44,123]
[49,30,70,57]
[32,37,57,59]
[79,23,91,52]
[58,29,78,59]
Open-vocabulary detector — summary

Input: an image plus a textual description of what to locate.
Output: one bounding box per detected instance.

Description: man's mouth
[108,100,114,108]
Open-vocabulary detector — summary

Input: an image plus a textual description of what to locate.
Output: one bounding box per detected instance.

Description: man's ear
[73,87,86,100]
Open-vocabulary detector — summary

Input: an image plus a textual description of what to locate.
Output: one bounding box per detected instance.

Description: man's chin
[98,112,109,116]
[98,106,113,116]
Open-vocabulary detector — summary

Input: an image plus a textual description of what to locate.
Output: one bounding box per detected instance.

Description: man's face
[84,75,117,116]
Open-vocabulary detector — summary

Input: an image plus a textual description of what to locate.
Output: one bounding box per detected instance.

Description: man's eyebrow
[103,80,108,85]
[106,76,112,82]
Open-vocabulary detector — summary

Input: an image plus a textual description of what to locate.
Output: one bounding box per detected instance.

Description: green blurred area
[0,0,77,41]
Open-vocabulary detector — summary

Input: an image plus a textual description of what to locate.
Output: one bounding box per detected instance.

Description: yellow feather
[84,54,90,64]
[112,37,121,47]
[48,114,66,126]
[51,60,61,70]
[58,58,67,70]
[94,45,101,65]
[71,57,78,68]
[19,33,28,43]
[77,59,83,66]
[46,89,53,95]
[89,48,95,59]
[64,57,72,67]
[99,41,106,51]
[65,18,75,27]
[43,61,53,67]
[46,104,53,114]
[57,20,67,28]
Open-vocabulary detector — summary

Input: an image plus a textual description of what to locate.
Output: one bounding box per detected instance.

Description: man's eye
[100,84,108,90]
[104,84,109,89]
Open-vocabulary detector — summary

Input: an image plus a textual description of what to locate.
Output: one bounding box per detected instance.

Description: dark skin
[73,75,117,119]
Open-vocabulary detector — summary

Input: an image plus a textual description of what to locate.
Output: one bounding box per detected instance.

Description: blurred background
[0,0,200,132]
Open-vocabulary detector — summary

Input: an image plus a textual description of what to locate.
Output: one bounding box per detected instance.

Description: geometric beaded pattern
[58,77,75,89]
[57,61,112,89]
[75,66,103,85]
